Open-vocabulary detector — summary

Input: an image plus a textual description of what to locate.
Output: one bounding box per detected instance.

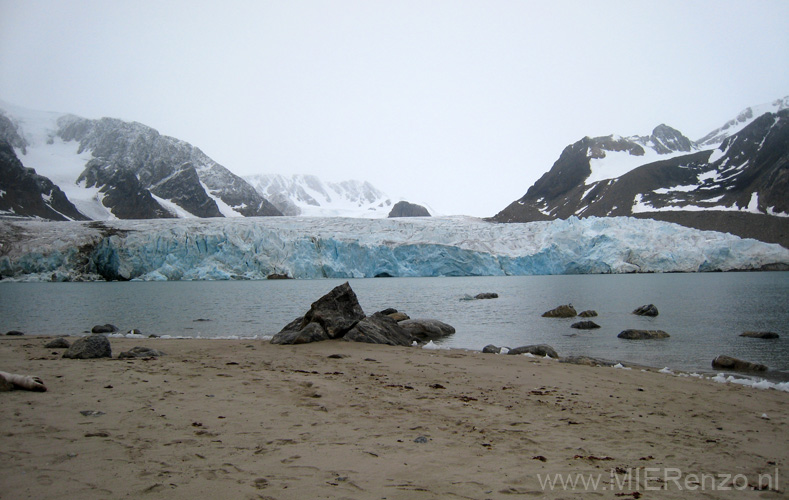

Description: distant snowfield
[1,216,787,282]
[243,173,404,218]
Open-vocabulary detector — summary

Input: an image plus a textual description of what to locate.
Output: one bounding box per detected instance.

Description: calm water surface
[1,273,787,378]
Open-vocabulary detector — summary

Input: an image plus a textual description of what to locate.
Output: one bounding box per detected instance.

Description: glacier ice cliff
[1,216,787,281]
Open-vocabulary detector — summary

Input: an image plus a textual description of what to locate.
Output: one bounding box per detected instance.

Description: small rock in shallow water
[91,324,118,334]
[711,355,767,372]
[571,321,600,329]
[617,329,669,340]
[542,305,577,318]
[632,304,659,317]
[739,331,779,339]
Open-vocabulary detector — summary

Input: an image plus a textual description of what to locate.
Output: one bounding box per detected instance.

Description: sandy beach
[1,336,786,499]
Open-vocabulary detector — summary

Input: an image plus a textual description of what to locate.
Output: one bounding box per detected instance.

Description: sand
[1,336,786,499]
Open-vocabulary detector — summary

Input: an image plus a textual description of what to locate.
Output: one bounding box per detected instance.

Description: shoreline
[1,336,787,499]
[9,331,789,386]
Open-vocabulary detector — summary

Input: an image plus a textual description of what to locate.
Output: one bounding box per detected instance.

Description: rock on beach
[63,335,112,359]
[507,344,559,358]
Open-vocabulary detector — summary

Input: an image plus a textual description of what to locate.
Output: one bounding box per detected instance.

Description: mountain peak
[0,101,282,220]
[494,102,789,248]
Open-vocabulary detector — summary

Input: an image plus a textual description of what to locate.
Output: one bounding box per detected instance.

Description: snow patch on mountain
[587,147,689,185]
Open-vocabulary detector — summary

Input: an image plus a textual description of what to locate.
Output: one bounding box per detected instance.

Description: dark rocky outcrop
[91,324,119,334]
[270,282,366,345]
[118,346,165,358]
[343,313,414,346]
[0,139,89,221]
[63,335,112,359]
[78,160,178,219]
[542,305,577,318]
[387,201,430,218]
[571,321,600,329]
[398,319,456,341]
[474,293,499,299]
[59,115,282,219]
[269,282,455,346]
[507,344,559,358]
[578,310,598,318]
[44,337,71,348]
[739,331,780,339]
[632,304,659,317]
[711,355,767,372]
[617,329,670,340]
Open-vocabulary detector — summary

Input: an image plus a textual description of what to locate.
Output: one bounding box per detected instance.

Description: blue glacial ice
[1,216,787,281]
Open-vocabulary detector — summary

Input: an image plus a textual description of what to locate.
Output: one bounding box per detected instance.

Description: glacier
[1,216,788,282]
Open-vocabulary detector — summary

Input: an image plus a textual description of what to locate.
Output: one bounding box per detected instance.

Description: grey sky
[1,0,787,216]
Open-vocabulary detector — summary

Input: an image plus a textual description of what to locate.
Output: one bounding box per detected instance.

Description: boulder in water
[542,305,577,318]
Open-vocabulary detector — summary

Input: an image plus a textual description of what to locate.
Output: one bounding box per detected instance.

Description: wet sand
[1,336,786,499]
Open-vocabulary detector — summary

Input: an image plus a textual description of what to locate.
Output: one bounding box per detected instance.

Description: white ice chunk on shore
[1,215,788,281]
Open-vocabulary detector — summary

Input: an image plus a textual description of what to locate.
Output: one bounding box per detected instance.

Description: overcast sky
[1,1,788,217]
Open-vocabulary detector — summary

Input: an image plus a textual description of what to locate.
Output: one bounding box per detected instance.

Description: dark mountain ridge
[0,103,282,220]
[493,104,789,248]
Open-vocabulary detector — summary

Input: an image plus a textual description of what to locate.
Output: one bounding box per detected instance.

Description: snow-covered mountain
[1,216,787,281]
[244,173,395,217]
[493,97,789,248]
[0,101,281,220]
[696,96,789,147]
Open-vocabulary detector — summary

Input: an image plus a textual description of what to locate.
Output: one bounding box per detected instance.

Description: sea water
[1,272,787,379]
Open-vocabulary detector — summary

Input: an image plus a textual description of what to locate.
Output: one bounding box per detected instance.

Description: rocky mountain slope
[0,101,281,220]
[493,97,789,247]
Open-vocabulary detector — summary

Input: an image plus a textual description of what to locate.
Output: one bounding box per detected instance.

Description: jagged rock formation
[0,101,281,220]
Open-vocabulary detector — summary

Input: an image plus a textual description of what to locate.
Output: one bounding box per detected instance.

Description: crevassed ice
[1,216,788,281]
